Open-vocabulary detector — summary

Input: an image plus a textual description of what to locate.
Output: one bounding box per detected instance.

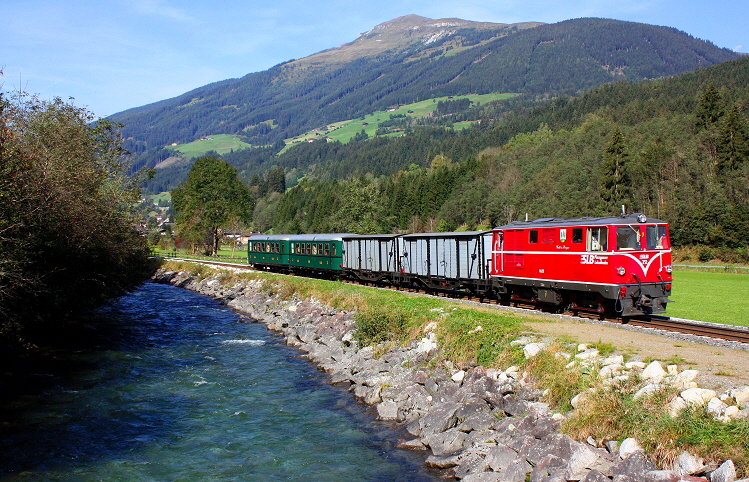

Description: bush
[353,306,408,346]
[697,246,714,263]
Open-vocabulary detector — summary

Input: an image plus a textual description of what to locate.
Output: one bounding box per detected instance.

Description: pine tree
[599,125,632,214]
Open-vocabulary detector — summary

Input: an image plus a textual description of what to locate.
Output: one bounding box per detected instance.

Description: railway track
[164,257,749,346]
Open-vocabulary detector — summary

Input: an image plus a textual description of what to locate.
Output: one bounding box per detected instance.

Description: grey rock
[611,452,657,479]
[529,453,570,481]
[710,460,736,482]
[423,428,468,456]
[605,439,619,455]
[424,453,460,468]
[457,411,499,433]
[375,400,399,420]
[461,472,505,482]
[673,450,706,476]
[407,401,460,438]
[396,438,427,451]
[454,451,489,479]
[495,459,533,482]
[581,469,614,481]
[502,394,530,416]
[484,444,520,472]
[644,469,711,481]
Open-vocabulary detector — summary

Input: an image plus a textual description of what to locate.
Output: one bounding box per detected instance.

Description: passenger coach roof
[286,233,354,241]
[495,214,667,230]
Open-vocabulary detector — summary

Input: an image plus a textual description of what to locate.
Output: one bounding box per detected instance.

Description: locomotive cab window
[646,225,669,250]
[587,227,608,252]
[616,226,641,251]
[572,228,583,244]
[529,230,538,244]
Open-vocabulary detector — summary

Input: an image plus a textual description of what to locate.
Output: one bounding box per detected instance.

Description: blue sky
[1,0,746,118]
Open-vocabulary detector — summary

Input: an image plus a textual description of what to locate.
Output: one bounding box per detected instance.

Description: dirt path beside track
[524,317,749,391]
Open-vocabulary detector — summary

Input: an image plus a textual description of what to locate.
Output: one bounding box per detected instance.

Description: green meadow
[285,93,518,147]
[168,134,253,158]
[667,270,749,326]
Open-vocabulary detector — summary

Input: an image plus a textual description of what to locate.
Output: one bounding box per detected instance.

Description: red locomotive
[491,213,672,317]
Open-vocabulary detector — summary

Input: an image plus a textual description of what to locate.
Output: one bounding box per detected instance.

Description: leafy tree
[0,93,152,340]
[172,156,252,255]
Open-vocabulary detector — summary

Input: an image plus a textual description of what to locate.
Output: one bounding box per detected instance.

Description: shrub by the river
[353,306,408,346]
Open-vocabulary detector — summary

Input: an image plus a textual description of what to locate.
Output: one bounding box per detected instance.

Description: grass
[668,271,749,326]
[168,134,253,158]
[283,93,518,149]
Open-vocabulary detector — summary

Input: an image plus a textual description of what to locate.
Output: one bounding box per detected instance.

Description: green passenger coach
[248,234,290,269]
[287,234,349,273]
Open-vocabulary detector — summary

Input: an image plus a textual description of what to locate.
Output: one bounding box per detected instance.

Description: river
[0,282,439,481]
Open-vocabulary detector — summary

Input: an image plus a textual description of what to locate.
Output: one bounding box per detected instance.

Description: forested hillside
[263,56,749,253]
[111,15,739,189]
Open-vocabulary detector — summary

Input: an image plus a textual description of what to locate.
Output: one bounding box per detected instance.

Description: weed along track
[171,257,749,347]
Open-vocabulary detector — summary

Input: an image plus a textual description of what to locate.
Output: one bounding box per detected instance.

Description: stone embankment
[153,268,747,482]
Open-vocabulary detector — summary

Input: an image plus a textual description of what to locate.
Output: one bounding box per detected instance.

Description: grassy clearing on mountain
[168,134,253,157]
[284,93,518,148]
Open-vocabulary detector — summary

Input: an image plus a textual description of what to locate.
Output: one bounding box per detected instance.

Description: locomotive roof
[495,214,667,230]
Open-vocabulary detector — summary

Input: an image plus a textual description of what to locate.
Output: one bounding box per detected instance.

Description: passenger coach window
[572,228,583,244]
[616,226,641,251]
[587,227,608,252]
[325,244,330,256]
[529,230,538,244]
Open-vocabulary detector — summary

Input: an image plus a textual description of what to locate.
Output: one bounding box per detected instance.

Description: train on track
[248,213,673,318]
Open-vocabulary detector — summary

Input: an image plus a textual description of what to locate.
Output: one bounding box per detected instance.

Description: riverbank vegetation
[162,260,749,475]
[0,93,154,346]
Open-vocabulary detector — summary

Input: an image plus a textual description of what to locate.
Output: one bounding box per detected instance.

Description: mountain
[111,15,741,182]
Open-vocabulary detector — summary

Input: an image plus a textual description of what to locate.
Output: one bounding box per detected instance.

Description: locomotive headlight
[617,266,626,276]
[664,265,673,273]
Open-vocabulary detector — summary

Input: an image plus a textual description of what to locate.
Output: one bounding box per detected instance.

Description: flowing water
[0,282,438,481]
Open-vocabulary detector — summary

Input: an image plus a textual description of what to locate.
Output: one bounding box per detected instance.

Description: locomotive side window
[587,227,608,251]
[572,228,583,243]
[529,230,538,244]
[616,226,641,250]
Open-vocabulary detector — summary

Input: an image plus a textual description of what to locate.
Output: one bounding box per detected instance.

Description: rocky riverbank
[152,267,746,482]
